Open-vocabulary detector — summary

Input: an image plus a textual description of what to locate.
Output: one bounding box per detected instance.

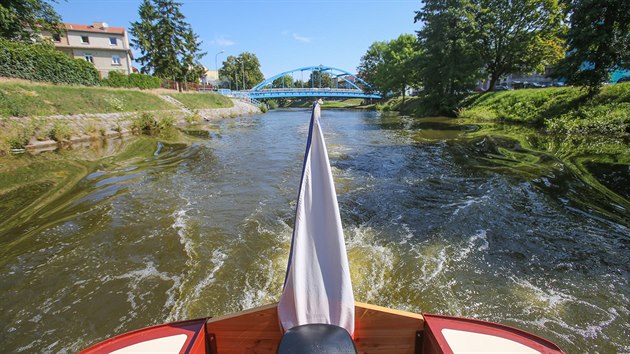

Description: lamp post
[215,50,224,87]
[241,59,245,90]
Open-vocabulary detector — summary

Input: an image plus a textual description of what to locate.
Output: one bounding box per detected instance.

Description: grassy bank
[459,83,630,136]
[378,83,630,137]
[167,92,233,109]
[0,80,253,155]
[0,80,177,117]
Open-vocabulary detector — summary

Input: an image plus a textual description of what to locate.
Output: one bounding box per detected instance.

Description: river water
[1,108,628,353]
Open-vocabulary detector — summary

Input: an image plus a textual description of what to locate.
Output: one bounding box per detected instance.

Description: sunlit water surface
[1,109,628,353]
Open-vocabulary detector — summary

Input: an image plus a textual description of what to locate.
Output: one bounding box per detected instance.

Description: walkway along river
[0,109,628,353]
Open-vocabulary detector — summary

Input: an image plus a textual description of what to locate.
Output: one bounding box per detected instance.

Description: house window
[109,37,117,45]
[84,53,94,63]
[112,55,121,65]
[81,35,89,44]
[52,33,61,42]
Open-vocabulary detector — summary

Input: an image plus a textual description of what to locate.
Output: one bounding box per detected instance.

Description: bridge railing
[254,88,365,93]
[218,89,263,107]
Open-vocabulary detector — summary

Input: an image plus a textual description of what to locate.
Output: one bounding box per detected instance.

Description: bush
[130,113,174,134]
[0,39,100,85]
[128,73,160,89]
[48,121,73,141]
[6,122,34,149]
[102,71,160,89]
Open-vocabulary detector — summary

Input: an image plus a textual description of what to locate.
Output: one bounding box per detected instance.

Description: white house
[49,22,133,78]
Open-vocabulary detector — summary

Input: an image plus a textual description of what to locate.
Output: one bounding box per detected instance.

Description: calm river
[1,108,628,353]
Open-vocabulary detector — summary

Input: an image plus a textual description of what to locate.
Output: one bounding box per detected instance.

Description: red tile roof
[64,23,125,34]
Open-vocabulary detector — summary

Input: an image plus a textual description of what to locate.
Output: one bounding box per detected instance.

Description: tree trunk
[488,74,499,92]
[401,85,406,104]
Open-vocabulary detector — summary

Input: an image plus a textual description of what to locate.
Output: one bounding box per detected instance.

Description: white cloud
[292,33,312,43]
[210,36,235,47]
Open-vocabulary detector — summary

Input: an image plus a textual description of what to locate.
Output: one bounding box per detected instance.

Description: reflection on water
[0,110,628,353]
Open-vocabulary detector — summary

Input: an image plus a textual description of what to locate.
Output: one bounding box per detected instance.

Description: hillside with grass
[459,83,630,136]
[167,92,233,109]
[0,80,235,118]
[375,83,630,138]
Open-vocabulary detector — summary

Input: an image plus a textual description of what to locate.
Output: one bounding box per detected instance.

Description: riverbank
[0,79,260,155]
[376,83,630,138]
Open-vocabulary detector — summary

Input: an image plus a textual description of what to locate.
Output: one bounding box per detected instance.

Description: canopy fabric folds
[278,101,355,336]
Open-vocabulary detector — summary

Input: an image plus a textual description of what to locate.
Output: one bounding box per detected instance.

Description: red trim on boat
[80,318,208,354]
[422,314,564,354]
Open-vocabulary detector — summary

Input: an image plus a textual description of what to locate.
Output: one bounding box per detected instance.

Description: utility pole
[215,50,224,87]
[241,60,245,90]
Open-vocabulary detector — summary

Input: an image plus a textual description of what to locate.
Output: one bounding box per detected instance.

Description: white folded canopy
[278,101,355,336]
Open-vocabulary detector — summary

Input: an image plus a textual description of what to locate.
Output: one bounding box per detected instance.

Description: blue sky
[54,0,421,78]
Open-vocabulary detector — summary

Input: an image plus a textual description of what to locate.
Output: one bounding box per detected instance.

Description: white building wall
[66,31,131,77]
[66,31,125,49]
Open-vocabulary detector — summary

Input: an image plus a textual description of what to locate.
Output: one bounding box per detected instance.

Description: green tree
[272,75,294,88]
[129,0,206,85]
[475,0,565,91]
[129,0,157,75]
[0,0,62,42]
[308,70,333,88]
[386,34,421,103]
[415,0,481,113]
[357,40,388,94]
[181,27,207,86]
[219,52,264,90]
[552,0,630,92]
[358,35,420,102]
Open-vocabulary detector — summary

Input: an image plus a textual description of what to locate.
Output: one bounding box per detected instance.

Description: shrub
[157,115,175,130]
[130,112,174,134]
[259,103,268,113]
[128,73,160,89]
[6,123,34,149]
[185,111,202,124]
[48,121,73,141]
[0,39,100,85]
[102,71,161,89]
[130,112,157,132]
[101,71,128,87]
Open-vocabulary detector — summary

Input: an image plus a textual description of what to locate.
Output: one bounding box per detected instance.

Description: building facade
[49,22,133,78]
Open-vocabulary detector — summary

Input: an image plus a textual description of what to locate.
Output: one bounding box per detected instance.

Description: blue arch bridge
[217,65,382,104]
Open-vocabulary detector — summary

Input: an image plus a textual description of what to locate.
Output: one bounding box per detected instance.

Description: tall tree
[552,0,630,92]
[129,0,206,84]
[358,34,421,102]
[385,34,421,103]
[272,75,294,88]
[308,70,333,88]
[357,40,388,94]
[475,0,565,91]
[415,0,481,114]
[130,0,157,75]
[0,0,62,42]
[218,52,264,90]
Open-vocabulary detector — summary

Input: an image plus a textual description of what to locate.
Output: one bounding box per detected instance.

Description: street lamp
[235,58,246,91]
[215,50,224,87]
[241,60,245,90]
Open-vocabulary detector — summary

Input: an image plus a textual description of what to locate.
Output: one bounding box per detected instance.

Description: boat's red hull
[81,303,564,354]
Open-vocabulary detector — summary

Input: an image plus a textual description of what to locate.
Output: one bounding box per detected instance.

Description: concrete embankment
[2,98,261,153]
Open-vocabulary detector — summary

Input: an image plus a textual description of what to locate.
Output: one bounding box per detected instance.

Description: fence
[160,79,216,92]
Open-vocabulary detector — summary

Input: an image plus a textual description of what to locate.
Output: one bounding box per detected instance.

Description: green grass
[0,81,177,117]
[458,83,630,136]
[168,92,233,110]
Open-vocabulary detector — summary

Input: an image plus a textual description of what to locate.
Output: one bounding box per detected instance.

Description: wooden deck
[204,302,424,354]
